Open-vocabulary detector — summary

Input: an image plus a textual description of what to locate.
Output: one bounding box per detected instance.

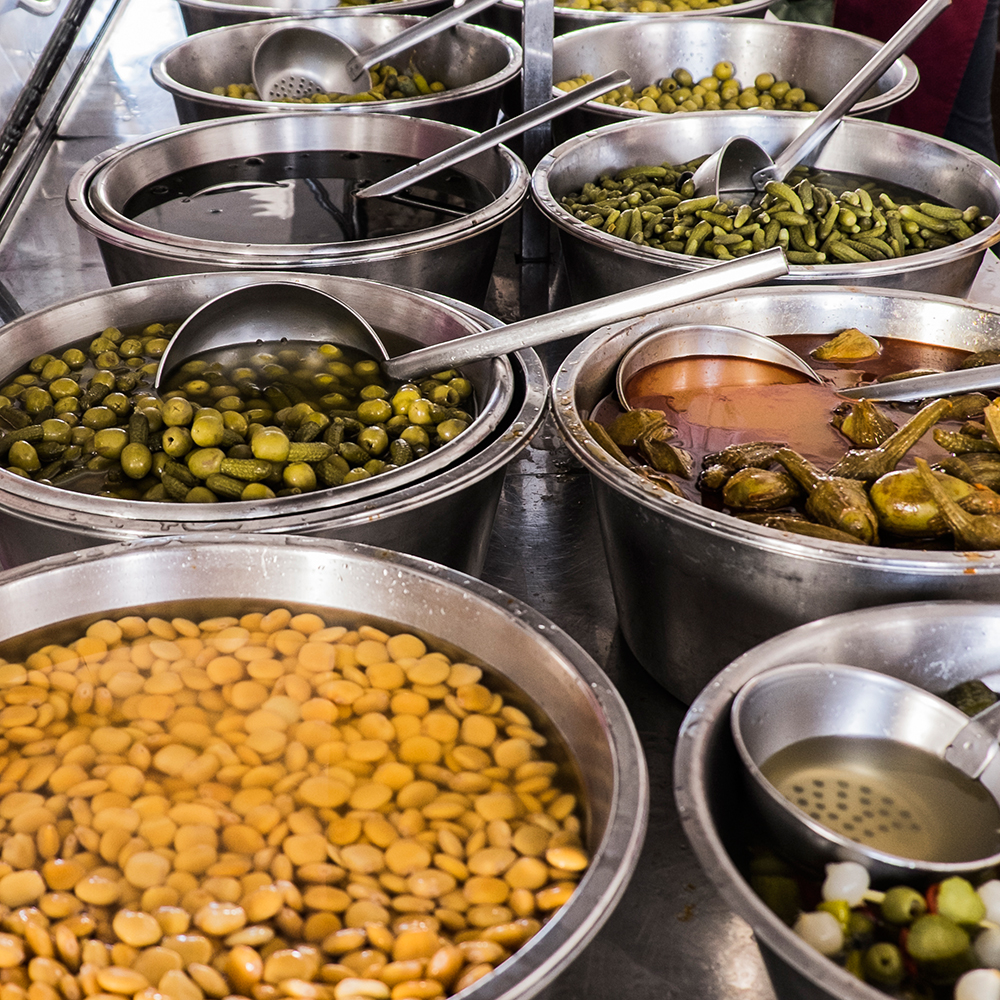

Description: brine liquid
[123,151,492,244]
[761,735,1000,863]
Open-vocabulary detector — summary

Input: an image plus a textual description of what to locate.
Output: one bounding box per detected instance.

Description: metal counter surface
[1,1,1000,996]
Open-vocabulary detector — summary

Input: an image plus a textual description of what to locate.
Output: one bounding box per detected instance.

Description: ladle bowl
[614,323,822,411]
[731,661,1000,883]
[250,0,500,99]
[152,280,387,392]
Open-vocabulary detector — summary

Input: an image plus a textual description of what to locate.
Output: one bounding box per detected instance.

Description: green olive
[121,442,153,480]
[93,428,129,460]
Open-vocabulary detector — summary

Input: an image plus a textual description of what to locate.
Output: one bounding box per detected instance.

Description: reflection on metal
[519,0,552,320]
[0,0,123,237]
[17,0,60,15]
[0,278,23,326]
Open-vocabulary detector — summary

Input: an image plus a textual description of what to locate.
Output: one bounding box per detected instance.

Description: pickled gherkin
[557,160,992,262]
[0,322,476,502]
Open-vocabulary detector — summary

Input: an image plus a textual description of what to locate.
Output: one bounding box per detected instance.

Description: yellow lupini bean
[0,612,587,1000]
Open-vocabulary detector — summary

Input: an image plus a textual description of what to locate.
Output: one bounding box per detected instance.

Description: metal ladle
[609,320,1000,409]
[251,0,500,101]
[731,661,1000,882]
[688,0,950,201]
[153,247,789,392]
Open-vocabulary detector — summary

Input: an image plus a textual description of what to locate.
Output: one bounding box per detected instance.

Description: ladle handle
[758,0,951,186]
[354,70,630,200]
[944,699,1000,779]
[345,0,501,80]
[381,246,789,380]
[837,363,1000,402]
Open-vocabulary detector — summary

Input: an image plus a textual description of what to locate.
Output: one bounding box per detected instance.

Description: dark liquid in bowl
[595,334,974,506]
[123,151,494,244]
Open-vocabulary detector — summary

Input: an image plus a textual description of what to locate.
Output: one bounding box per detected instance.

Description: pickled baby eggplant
[868,467,978,537]
[829,398,952,482]
[832,399,896,448]
[607,407,673,448]
[776,447,880,544]
[760,515,868,545]
[721,467,801,511]
[638,424,693,477]
[811,328,879,362]
[915,456,1000,549]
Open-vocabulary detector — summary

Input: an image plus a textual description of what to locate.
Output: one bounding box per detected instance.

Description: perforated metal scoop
[732,662,1000,882]
[251,0,500,100]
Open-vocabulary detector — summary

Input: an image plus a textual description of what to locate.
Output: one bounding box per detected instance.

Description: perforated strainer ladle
[251,0,500,101]
[731,662,1000,883]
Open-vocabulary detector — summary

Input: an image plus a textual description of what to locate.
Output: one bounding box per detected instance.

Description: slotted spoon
[252,0,500,101]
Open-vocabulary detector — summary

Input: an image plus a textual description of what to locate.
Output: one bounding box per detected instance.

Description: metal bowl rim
[151,14,523,115]
[549,282,1000,570]
[501,0,776,20]
[0,530,650,1000]
[68,112,529,263]
[0,271,527,523]
[530,112,1000,279]
[549,17,919,118]
[176,0,449,17]
[672,598,1000,1000]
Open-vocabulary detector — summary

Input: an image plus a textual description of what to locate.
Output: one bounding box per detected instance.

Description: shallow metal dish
[531,113,1000,299]
[0,271,544,574]
[673,600,1000,1000]
[0,532,648,1000]
[482,0,774,40]
[550,284,1000,704]
[550,17,917,139]
[66,112,528,307]
[176,0,449,36]
[152,15,521,129]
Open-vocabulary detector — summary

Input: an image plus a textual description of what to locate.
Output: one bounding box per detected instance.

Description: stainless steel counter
[2,3,1000,997]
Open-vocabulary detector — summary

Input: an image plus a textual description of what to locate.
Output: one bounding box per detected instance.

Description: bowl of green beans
[530,112,1000,300]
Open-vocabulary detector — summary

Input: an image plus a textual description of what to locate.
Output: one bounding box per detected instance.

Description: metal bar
[519,0,553,320]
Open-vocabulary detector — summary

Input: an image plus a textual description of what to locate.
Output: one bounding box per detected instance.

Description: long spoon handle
[758,0,951,186]
[345,0,501,80]
[382,247,789,380]
[354,70,629,201]
[838,362,1000,402]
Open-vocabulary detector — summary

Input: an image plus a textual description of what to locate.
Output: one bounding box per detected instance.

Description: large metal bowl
[152,15,521,129]
[550,284,1000,704]
[531,113,1000,299]
[0,532,648,1000]
[0,271,545,575]
[550,18,917,139]
[673,600,1000,1000]
[66,112,529,306]
[176,0,449,36]
[482,0,774,41]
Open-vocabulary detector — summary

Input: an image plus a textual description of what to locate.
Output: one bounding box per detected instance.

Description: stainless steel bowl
[550,17,917,139]
[482,0,774,41]
[531,113,1000,298]
[66,113,528,306]
[0,271,545,574]
[0,532,648,1000]
[673,600,1000,1000]
[176,0,450,36]
[152,15,521,129]
[550,284,1000,704]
